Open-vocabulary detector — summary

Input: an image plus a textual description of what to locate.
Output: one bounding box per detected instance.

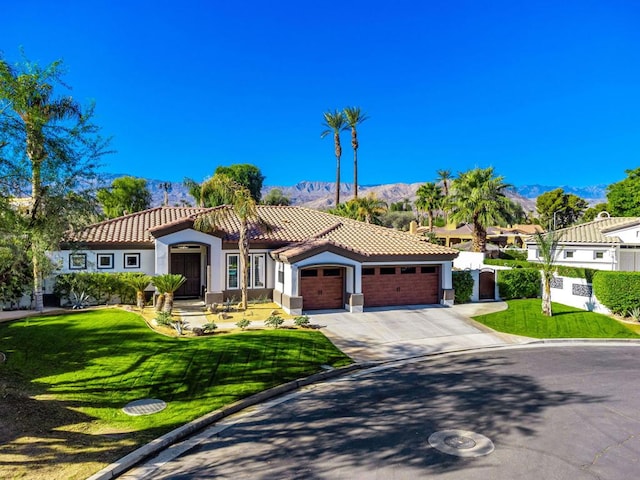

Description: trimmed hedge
[592,271,640,315]
[54,272,138,306]
[452,270,474,304]
[484,259,596,280]
[497,268,541,299]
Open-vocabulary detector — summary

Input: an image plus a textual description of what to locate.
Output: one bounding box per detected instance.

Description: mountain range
[100,174,608,212]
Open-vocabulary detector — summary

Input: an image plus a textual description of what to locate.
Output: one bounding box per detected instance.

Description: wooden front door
[171,252,201,297]
[479,269,495,300]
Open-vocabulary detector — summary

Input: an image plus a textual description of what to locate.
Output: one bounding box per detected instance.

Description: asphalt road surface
[121,346,640,480]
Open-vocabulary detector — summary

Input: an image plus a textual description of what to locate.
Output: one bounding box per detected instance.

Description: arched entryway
[479,268,495,300]
[300,266,345,310]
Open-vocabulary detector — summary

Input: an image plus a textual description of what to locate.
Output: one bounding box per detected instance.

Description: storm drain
[122,399,167,416]
[428,430,494,457]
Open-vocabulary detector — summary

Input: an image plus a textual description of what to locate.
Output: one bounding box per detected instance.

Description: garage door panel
[301,268,344,310]
[363,266,439,307]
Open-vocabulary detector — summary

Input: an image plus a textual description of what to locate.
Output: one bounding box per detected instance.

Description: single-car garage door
[362,266,440,307]
[300,267,344,310]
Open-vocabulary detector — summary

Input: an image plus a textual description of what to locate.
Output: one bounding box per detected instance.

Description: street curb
[86,363,363,480]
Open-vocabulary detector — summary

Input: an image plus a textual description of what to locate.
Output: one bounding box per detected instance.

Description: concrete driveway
[310,302,525,362]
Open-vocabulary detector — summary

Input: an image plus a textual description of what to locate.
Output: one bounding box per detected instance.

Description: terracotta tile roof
[524,217,640,244]
[68,205,458,259]
[68,207,210,245]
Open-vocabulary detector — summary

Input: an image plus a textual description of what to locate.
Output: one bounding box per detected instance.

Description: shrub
[452,271,474,304]
[236,317,251,330]
[264,315,284,329]
[497,268,541,299]
[293,315,311,328]
[499,248,528,261]
[593,271,640,316]
[202,322,218,333]
[155,311,173,325]
[484,259,534,268]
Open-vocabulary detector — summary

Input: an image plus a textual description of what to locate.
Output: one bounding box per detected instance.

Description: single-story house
[425,223,544,248]
[525,215,640,271]
[47,205,459,314]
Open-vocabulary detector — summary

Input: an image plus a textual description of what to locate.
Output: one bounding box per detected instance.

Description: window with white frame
[97,253,114,269]
[277,262,284,284]
[227,253,266,289]
[564,251,574,259]
[594,251,604,260]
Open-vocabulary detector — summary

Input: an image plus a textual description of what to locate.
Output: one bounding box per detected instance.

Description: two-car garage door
[362,265,440,307]
[300,265,441,311]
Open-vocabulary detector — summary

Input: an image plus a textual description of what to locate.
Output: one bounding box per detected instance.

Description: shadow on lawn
[0,311,346,478]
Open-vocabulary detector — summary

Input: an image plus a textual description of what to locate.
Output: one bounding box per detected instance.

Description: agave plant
[122,273,152,310]
[152,274,186,314]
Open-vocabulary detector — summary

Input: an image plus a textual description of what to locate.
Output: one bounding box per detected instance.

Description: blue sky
[3,0,639,188]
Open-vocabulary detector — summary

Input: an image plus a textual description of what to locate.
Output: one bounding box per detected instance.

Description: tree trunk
[32,251,44,312]
[428,212,434,232]
[239,219,249,310]
[136,291,145,310]
[542,278,553,316]
[334,132,342,206]
[472,218,486,252]
[163,292,174,313]
[352,130,358,200]
[155,293,165,312]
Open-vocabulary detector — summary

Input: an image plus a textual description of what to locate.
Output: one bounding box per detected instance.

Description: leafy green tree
[184,177,203,207]
[343,106,368,200]
[534,231,562,317]
[582,203,609,222]
[262,188,291,206]
[536,188,588,230]
[606,167,640,216]
[380,210,415,231]
[97,176,151,218]
[215,164,265,203]
[321,110,348,206]
[0,54,108,311]
[415,182,443,232]
[389,198,412,212]
[194,174,261,310]
[446,167,518,252]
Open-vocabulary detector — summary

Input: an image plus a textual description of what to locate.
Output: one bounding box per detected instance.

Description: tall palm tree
[343,106,368,200]
[194,174,259,310]
[415,182,443,232]
[436,169,453,197]
[446,167,517,252]
[534,231,562,317]
[321,110,347,206]
[159,181,172,206]
[1,59,82,312]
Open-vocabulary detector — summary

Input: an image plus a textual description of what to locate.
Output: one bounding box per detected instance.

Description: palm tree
[321,110,347,206]
[343,107,368,200]
[534,231,562,317]
[159,181,172,206]
[353,194,387,224]
[446,167,517,252]
[153,273,186,314]
[122,273,152,310]
[1,59,82,312]
[415,182,443,232]
[184,177,203,207]
[194,174,259,310]
[436,169,453,196]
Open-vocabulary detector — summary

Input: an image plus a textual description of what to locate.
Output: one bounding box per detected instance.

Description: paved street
[120,346,640,480]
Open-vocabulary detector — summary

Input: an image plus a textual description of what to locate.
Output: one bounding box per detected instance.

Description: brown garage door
[300,267,344,310]
[362,266,440,307]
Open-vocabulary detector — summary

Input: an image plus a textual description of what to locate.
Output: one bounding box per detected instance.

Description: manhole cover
[122,399,167,416]
[429,430,494,457]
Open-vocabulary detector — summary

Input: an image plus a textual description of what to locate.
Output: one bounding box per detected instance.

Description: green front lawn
[473,299,640,339]
[0,309,351,480]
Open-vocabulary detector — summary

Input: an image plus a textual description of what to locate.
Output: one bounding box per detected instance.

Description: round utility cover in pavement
[428,430,494,457]
[122,399,167,416]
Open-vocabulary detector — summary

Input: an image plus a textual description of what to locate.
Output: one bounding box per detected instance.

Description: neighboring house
[525,216,640,271]
[422,223,544,249]
[48,206,459,314]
